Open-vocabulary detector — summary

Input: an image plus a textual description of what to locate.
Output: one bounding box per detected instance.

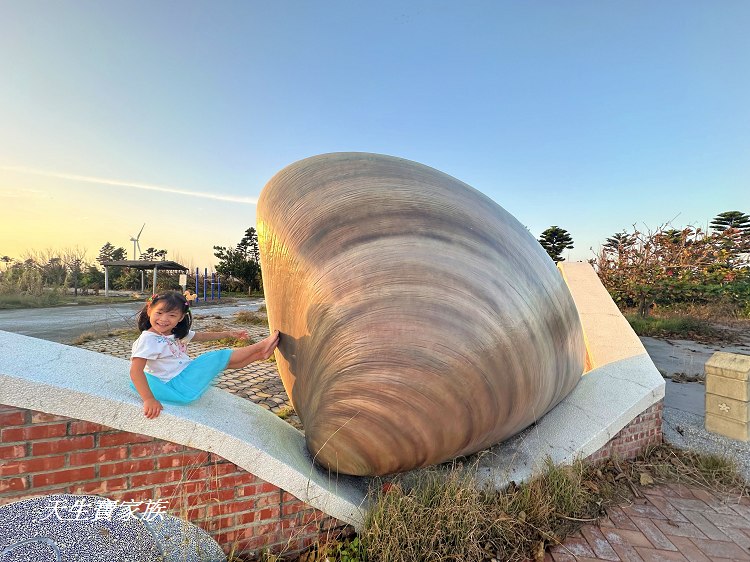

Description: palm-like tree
[538,226,574,262]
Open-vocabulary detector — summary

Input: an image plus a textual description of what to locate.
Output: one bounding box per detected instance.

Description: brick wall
[0,404,349,557]
[586,400,663,463]
[0,399,664,555]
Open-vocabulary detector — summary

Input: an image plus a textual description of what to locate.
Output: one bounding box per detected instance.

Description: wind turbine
[130,223,145,260]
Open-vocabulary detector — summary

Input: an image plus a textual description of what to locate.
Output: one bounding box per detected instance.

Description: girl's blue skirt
[134,349,232,405]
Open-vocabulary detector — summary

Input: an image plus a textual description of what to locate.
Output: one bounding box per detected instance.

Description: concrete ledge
[477,263,665,485]
[478,354,664,485]
[0,331,369,528]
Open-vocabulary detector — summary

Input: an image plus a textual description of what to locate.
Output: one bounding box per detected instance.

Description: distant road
[0,299,264,344]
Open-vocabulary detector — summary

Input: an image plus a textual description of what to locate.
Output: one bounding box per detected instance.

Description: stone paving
[548,483,750,562]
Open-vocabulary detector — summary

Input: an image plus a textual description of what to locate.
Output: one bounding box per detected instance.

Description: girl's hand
[231,330,248,340]
[143,398,163,419]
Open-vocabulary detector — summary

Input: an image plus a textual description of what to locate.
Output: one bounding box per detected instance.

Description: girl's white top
[131,330,196,382]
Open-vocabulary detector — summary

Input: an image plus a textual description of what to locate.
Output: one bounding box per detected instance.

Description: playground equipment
[192,268,221,302]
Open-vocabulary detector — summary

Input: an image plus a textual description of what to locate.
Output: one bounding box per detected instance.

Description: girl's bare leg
[226,330,280,369]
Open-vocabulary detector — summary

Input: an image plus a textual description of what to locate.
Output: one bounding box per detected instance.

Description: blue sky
[1,1,748,267]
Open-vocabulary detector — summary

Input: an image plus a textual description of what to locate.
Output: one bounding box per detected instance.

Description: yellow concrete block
[705,351,750,381]
[705,413,749,441]
[705,393,749,423]
[706,374,750,402]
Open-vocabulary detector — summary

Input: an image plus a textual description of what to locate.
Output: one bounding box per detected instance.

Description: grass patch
[625,314,719,339]
[217,335,255,347]
[72,332,98,345]
[234,310,269,326]
[275,405,295,420]
[305,445,747,562]
[0,292,63,309]
[361,457,602,562]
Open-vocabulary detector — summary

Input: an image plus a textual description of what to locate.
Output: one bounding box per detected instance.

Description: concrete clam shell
[257,152,585,476]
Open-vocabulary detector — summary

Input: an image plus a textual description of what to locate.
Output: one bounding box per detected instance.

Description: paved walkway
[548,483,750,562]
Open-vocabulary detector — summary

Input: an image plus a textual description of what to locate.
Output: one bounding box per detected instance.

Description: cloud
[0,166,258,204]
[0,187,50,199]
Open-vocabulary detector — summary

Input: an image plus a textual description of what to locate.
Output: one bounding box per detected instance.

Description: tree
[0,256,11,270]
[62,247,88,296]
[236,227,260,264]
[538,226,574,262]
[214,227,262,293]
[710,211,750,266]
[97,242,128,265]
[595,224,745,317]
[710,211,750,234]
[139,248,167,261]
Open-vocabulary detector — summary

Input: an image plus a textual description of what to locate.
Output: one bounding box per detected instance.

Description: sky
[1,1,748,269]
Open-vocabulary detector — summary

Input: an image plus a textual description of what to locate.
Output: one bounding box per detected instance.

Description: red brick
[72,478,128,495]
[68,421,106,435]
[130,469,182,487]
[258,507,281,521]
[203,515,235,531]
[236,511,258,525]
[644,495,689,522]
[0,477,28,492]
[666,536,710,562]
[31,436,94,455]
[653,519,708,540]
[187,463,238,480]
[213,530,240,545]
[237,483,263,497]
[186,489,235,506]
[0,444,26,459]
[282,501,307,516]
[255,493,280,509]
[606,506,640,531]
[666,483,697,499]
[32,467,95,487]
[215,473,256,489]
[68,448,128,466]
[0,405,22,413]
[580,524,619,560]
[611,544,646,562]
[156,452,209,469]
[157,481,204,498]
[686,537,749,560]
[98,432,153,447]
[185,506,205,520]
[130,441,184,457]
[2,423,68,441]
[631,516,678,551]
[623,501,670,520]
[112,489,155,503]
[0,455,66,476]
[258,482,278,493]
[100,458,155,477]
[0,411,27,426]
[679,510,730,541]
[30,411,69,423]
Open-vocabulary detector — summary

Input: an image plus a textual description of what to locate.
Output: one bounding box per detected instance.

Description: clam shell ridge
[257,153,585,476]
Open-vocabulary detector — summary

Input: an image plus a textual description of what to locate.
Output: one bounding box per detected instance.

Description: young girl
[130,291,280,419]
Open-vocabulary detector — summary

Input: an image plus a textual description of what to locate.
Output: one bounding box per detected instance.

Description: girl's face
[147,301,185,335]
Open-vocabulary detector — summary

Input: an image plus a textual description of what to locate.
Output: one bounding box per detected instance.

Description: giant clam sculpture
[257,153,585,476]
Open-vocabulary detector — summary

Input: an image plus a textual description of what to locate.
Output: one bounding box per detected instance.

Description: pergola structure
[100,260,188,297]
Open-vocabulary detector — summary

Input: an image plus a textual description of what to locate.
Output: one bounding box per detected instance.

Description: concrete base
[705,413,750,442]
